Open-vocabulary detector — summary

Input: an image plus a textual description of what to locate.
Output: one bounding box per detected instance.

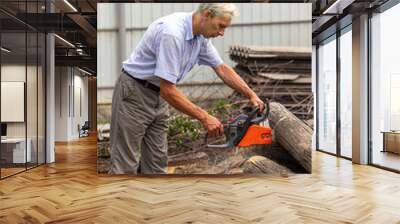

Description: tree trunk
[242,156,292,175]
[268,102,312,172]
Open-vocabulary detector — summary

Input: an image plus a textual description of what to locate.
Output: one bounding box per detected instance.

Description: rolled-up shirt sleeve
[198,39,223,68]
[154,34,182,84]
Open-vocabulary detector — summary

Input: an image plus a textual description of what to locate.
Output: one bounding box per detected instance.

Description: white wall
[1,65,26,140]
[55,67,89,141]
[97,3,312,103]
[55,67,68,141]
[71,73,89,138]
[1,66,33,137]
[1,64,46,164]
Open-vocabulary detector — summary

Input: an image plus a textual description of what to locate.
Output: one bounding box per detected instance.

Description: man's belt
[122,69,160,93]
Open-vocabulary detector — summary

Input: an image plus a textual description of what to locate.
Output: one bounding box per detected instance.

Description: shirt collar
[185,12,195,41]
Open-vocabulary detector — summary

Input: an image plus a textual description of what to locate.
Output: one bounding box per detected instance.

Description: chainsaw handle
[204,133,233,148]
[265,99,270,117]
[248,99,270,124]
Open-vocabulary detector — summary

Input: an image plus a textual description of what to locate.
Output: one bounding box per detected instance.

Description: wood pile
[229,45,313,120]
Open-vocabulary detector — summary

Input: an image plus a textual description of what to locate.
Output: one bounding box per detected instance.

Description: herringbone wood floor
[1,135,400,223]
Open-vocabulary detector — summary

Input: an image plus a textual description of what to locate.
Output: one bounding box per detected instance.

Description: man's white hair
[196,3,239,18]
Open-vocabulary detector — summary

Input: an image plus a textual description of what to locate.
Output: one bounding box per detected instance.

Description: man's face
[201,11,232,38]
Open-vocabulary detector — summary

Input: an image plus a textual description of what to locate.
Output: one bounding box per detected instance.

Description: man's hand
[213,64,265,112]
[250,95,265,112]
[200,114,224,138]
[159,79,224,138]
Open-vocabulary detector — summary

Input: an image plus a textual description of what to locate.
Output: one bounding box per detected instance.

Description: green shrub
[168,115,202,149]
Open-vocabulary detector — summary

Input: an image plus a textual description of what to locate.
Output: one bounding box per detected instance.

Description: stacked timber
[229,45,313,120]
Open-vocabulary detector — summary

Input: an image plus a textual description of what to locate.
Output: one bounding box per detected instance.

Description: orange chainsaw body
[237,124,272,147]
[205,102,273,149]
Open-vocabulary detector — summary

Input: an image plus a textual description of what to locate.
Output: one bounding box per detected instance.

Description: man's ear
[203,10,212,19]
[200,11,209,26]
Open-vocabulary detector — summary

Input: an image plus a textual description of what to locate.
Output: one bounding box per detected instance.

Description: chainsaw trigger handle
[250,99,270,124]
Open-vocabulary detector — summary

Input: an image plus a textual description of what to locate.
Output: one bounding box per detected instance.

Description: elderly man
[109,3,265,175]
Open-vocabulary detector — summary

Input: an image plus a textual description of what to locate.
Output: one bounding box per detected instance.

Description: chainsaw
[205,100,272,148]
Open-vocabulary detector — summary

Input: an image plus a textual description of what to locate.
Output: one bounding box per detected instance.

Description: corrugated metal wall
[98,3,311,103]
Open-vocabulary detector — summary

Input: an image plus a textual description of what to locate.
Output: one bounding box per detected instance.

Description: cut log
[304,119,314,129]
[268,102,312,172]
[228,168,245,174]
[247,142,307,173]
[242,156,292,175]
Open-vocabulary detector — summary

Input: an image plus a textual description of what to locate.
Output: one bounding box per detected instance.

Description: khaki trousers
[108,72,169,174]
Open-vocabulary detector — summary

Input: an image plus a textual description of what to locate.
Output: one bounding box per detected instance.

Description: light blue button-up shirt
[122,12,223,86]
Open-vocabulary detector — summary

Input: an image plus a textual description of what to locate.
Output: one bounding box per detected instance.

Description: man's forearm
[160,80,208,122]
[214,64,257,99]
